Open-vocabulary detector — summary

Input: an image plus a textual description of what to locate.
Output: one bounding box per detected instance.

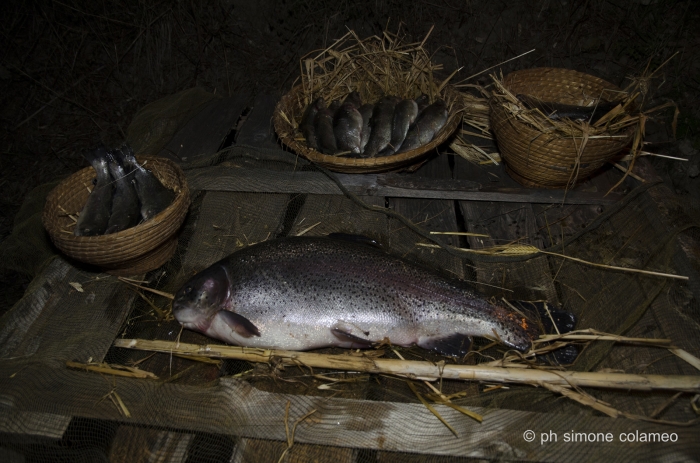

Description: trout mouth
[172,302,218,333]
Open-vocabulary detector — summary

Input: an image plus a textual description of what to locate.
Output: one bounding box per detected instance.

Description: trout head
[173,264,230,333]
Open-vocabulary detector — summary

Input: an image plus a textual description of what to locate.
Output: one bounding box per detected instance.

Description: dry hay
[273,27,487,173]
[488,58,677,190]
[297,27,449,111]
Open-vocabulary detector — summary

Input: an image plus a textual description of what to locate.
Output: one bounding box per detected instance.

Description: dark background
[1,0,698,305]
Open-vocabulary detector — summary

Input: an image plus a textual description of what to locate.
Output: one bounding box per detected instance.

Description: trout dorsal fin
[327,233,383,249]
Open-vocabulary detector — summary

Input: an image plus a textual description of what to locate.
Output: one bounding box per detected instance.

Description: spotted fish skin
[358,104,374,155]
[342,91,362,108]
[104,150,140,234]
[415,94,430,113]
[314,108,338,154]
[120,144,175,221]
[300,97,325,150]
[363,96,400,157]
[383,98,419,155]
[74,145,113,236]
[398,99,448,153]
[173,237,534,356]
[333,102,363,154]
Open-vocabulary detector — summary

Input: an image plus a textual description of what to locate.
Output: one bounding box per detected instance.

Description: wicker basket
[273,85,463,174]
[42,156,190,275]
[491,68,634,188]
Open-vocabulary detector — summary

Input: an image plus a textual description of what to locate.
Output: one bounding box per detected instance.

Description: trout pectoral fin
[217,311,260,338]
[419,334,473,358]
[330,321,373,346]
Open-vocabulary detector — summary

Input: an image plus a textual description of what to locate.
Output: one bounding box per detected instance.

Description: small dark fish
[516,94,620,124]
[173,236,536,356]
[328,99,341,114]
[398,99,448,153]
[314,108,338,155]
[415,94,430,113]
[342,91,362,108]
[358,104,374,154]
[382,99,419,155]
[333,102,363,155]
[104,150,141,234]
[300,97,325,150]
[74,145,113,236]
[120,144,175,221]
[363,96,400,158]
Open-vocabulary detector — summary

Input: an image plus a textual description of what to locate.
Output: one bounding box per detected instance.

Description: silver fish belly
[358,103,374,155]
[333,102,363,154]
[173,237,534,356]
[384,99,419,155]
[363,96,400,157]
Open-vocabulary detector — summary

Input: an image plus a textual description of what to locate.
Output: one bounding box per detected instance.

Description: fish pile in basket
[272,28,472,173]
[300,90,448,158]
[74,143,175,236]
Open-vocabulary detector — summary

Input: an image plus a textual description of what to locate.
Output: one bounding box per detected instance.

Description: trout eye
[183,286,192,295]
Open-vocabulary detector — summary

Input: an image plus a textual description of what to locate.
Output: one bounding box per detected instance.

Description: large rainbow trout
[173,236,536,356]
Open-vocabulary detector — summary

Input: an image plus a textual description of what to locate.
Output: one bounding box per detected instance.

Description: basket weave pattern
[273,85,462,174]
[491,68,633,188]
[42,156,190,274]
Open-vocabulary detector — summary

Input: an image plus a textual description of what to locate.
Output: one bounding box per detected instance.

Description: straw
[113,338,700,393]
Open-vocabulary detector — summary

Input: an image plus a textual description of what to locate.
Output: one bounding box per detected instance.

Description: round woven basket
[273,85,463,174]
[42,156,190,275]
[490,67,634,188]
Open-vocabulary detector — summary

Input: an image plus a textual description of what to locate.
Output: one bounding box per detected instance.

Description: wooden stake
[113,339,700,393]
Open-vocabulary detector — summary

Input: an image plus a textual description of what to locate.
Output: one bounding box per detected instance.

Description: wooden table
[1,93,698,462]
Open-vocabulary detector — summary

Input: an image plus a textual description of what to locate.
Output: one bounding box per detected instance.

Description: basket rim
[489,68,636,188]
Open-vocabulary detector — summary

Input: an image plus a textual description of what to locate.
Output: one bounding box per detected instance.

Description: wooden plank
[235,94,280,149]
[388,154,465,278]
[230,438,356,463]
[0,448,24,463]
[157,94,251,164]
[181,192,289,274]
[109,427,193,463]
[287,195,388,245]
[454,157,559,302]
[0,258,138,441]
[0,408,70,440]
[533,203,607,249]
[0,364,697,462]
[185,166,624,204]
[0,257,136,364]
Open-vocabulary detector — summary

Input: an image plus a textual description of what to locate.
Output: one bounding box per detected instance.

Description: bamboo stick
[113,339,700,393]
[66,360,159,379]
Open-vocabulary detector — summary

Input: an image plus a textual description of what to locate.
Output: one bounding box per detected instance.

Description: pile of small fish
[73,143,176,236]
[299,91,449,158]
